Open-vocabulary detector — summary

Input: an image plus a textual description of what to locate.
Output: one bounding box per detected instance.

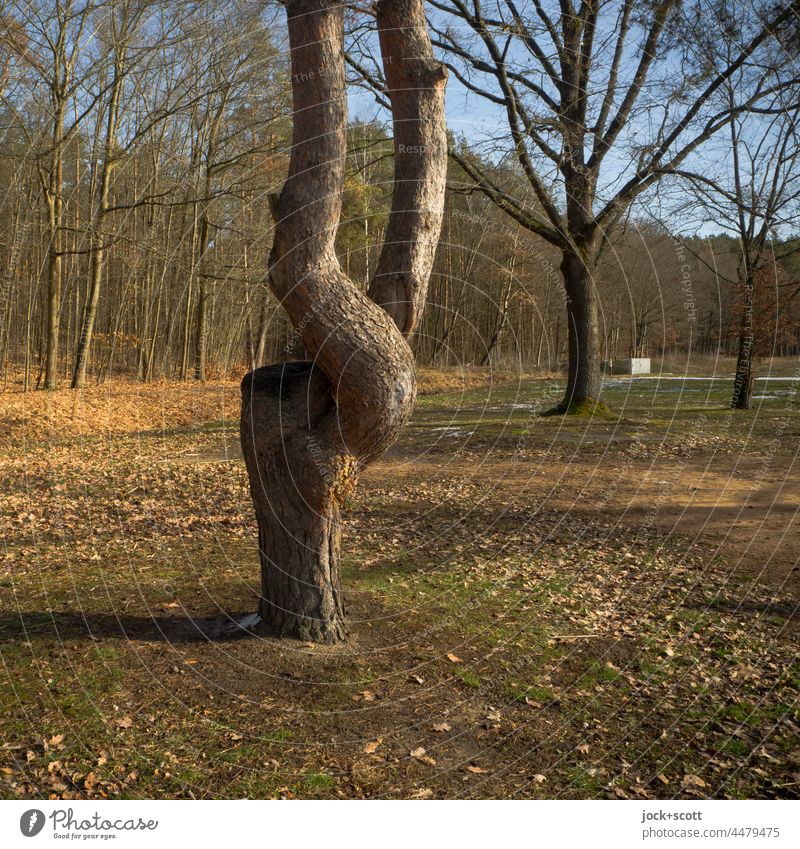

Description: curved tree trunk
[240,0,447,642]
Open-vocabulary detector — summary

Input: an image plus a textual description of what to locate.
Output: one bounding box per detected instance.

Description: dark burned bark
[240,0,447,642]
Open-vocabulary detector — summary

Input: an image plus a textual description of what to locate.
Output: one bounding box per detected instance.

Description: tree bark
[193,204,212,382]
[44,164,63,391]
[732,274,755,409]
[548,248,602,412]
[240,0,447,642]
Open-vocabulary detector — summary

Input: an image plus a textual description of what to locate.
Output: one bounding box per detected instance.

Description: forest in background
[0,0,798,393]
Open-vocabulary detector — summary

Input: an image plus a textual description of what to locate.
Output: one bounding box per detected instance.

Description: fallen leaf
[47,734,65,748]
[466,765,489,774]
[533,773,547,783]
[115,716,133,729]
[577,743,590,754]
[446,653,462,663]
[411,788,433,799]
[351,690,377,702]
[682,774,706,788]
[363,739,382,754]
[410,747,436,767]
[432,722,452,732]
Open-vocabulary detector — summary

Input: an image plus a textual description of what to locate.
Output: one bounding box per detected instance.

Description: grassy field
[1,365,798,799]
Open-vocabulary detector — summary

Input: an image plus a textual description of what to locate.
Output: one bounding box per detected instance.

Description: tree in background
[12,0,95,389]
[71,0,149,389]
[0,0,289,388]
[414,0,799,412]
[673,21,800,407]
[0,1,798,392]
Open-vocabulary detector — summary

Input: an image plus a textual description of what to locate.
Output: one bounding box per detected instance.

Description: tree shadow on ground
[0,610,259,643]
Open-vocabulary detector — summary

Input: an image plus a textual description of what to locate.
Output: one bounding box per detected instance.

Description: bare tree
[674,82,800,407]
[240,0,447,642]
[71,0,148,389]
[392,0,800,412]
[18,0,95,389]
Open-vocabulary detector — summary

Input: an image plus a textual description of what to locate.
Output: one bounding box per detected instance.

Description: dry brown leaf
[47,734,65,748]
[533,773,547,783]
[432,722,452,733]
[363,738,382,754]
[410,747,436,767]
[466,765,489,774]
[115,716,133,729]
[351,690,377,702]
[410,788,434,799]
[446,653,462,663]
[682,774,706,787]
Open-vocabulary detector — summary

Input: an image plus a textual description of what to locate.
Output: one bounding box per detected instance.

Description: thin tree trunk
[480,264,514,366]
[732,273,756,409]
[180,203,199,381]
[193,207,211,382]
[44,167,63,391]
[254,292,270,367]
[536,281,552,368]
